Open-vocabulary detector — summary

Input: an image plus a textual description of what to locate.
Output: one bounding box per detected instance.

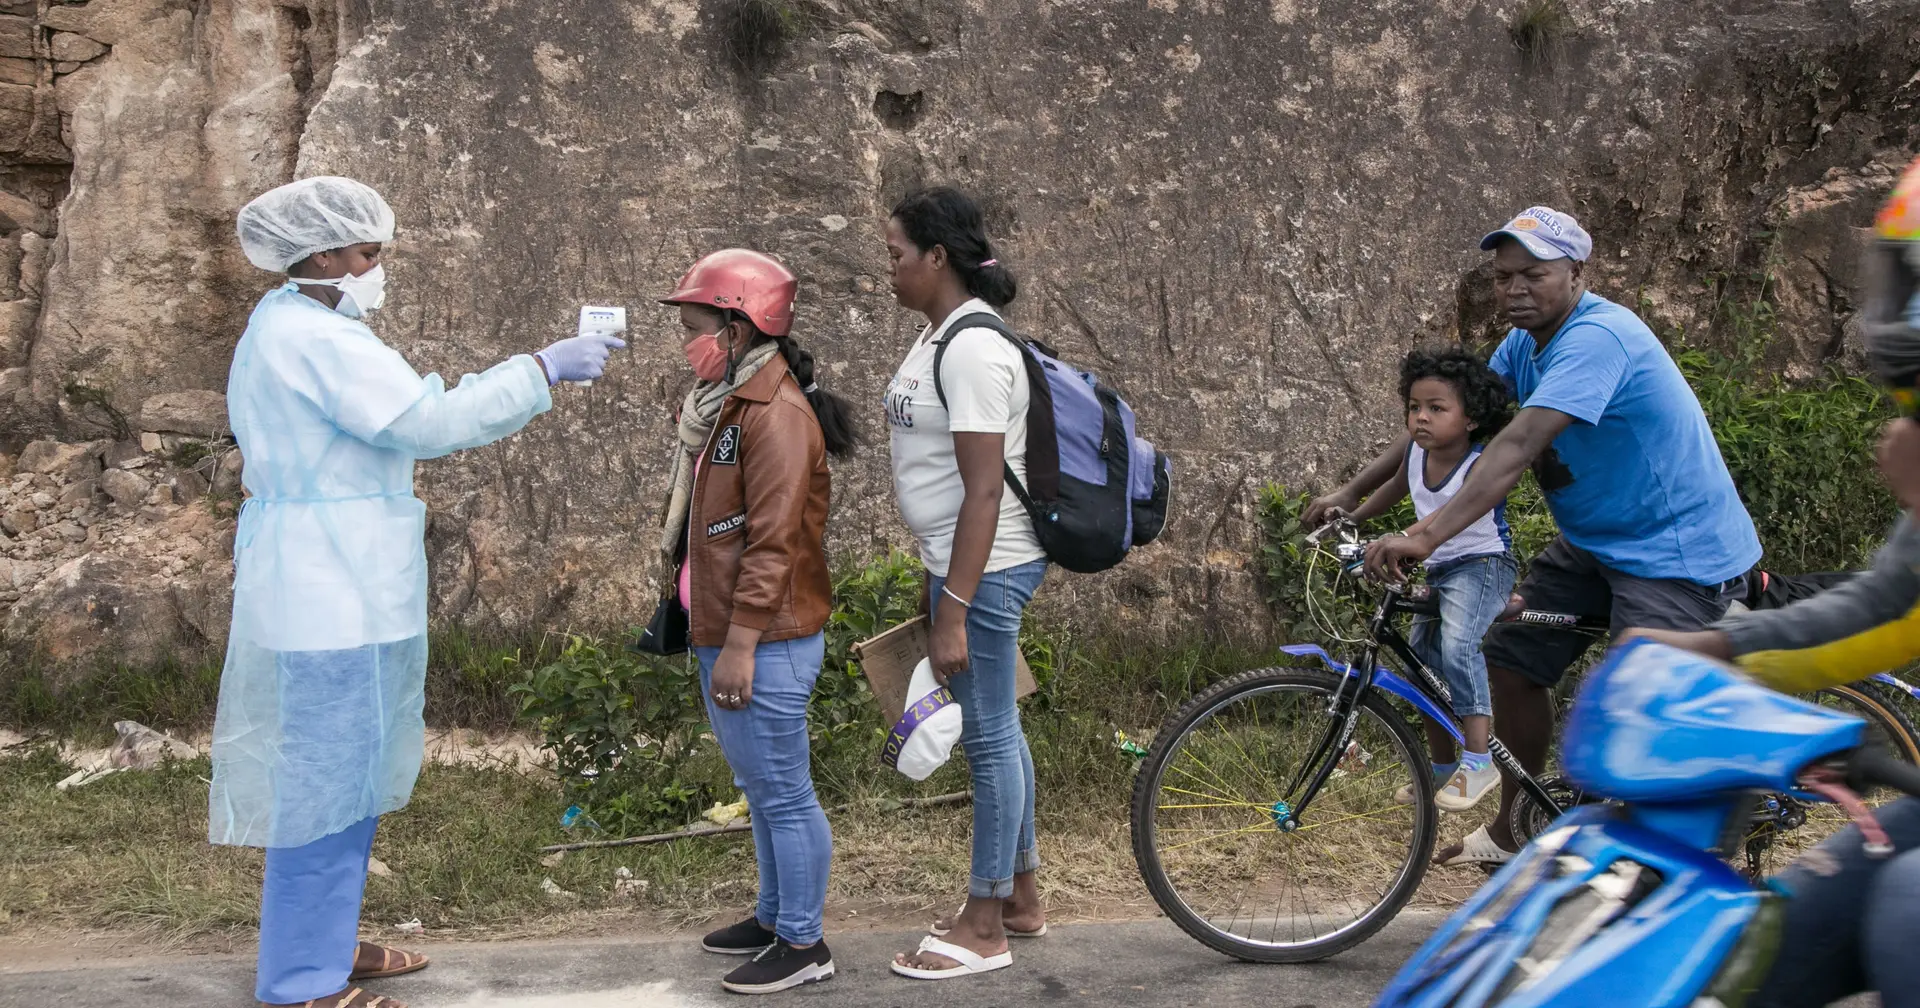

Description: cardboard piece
[851,615,1037,718]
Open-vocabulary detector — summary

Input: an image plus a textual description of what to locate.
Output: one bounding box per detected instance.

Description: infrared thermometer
[574,305,627,387]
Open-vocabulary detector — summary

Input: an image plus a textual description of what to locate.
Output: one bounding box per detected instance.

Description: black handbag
[631,593,690,656]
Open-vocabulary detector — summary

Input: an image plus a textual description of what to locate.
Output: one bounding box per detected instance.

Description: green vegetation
[1508,0,1571,69]
[1675,323,1894,573]
[0,620,1270,938]
[717,0,811,76]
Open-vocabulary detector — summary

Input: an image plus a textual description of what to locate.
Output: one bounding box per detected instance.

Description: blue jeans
[1409,553,1515,720]
[257,816,377,1003]
[1752,796,1920,1008]
[696,632,831,945]
[931,558,1048,900]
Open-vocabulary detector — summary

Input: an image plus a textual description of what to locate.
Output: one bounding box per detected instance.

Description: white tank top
[1409,442,1511,566]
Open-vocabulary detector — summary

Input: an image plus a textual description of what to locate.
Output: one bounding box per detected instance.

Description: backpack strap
[929,311,1043,516]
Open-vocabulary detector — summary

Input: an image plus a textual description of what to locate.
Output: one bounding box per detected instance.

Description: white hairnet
[236,176,396,272]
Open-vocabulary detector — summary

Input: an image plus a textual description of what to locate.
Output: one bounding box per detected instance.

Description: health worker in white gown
[209,176,626,1008]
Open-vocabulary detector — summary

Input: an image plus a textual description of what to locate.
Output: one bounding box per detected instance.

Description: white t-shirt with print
[886,299,1045,577]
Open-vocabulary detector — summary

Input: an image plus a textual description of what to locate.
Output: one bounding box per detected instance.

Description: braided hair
[889,186,1018,307]
[712,308,859,457]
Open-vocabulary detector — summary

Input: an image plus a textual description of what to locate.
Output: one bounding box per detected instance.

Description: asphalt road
[0,914,1445,1008]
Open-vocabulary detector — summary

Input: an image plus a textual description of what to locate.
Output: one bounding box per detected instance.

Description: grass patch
[0,631,1276,940]
[1508,0,1570,69]
[0,630,561,742]
[0,650,223,745]
[716,0,810,76]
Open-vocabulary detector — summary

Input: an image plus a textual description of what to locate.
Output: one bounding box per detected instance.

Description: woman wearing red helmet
[656,248,856,995]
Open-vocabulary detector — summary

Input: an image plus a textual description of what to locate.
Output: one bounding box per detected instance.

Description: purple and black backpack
[933,312,1172,574]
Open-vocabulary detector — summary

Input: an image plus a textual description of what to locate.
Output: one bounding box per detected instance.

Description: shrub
[1676,315,1893,572]
[717,0,808,76]
[1508,0,1570,68]
[508,636,723,837]
[815,548,922,754]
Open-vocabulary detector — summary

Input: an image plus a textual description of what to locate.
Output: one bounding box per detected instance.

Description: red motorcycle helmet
[659,249,798,337]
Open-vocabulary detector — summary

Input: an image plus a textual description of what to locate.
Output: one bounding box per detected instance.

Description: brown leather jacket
[683,352,832,647]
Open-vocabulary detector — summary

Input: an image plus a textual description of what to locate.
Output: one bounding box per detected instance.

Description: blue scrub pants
[256,816,377,1004]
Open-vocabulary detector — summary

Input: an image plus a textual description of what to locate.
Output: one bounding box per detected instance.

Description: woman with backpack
[657,249,858,995]
[883,187,1051,980]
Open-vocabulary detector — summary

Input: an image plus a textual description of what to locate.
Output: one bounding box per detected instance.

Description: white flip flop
[1441,824,1517,867]
[929,906,1047,939]
[889,935,1013,980]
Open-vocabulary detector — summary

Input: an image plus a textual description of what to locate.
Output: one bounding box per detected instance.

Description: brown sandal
[269,987,408,1008]
[347,942,430,981]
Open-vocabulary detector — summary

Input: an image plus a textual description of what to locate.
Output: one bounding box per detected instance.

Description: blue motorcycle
[1375,638,1920,1007]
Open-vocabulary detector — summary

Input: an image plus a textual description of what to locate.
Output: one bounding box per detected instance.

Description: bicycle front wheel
[1129,666,1437,963]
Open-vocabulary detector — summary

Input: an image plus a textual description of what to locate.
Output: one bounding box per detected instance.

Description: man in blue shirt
[1309,206,1761,864]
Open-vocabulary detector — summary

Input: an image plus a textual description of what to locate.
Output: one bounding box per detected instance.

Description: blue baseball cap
[1480,206,1593,262]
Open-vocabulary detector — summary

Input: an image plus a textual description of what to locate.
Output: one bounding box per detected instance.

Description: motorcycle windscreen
[1562,639,1864,803]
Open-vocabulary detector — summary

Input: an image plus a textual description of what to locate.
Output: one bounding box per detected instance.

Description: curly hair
[1398,345,1513,443]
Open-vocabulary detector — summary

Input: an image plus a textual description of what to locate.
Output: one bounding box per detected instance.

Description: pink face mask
[683,332,731,382]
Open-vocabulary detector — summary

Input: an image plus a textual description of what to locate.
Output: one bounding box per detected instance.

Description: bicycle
[1128,518,1920,964]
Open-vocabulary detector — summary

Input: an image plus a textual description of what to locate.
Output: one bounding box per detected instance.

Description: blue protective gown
[209,284,552,848]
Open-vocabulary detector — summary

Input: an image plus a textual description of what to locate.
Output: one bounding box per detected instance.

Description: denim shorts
[1409,552,1517,719]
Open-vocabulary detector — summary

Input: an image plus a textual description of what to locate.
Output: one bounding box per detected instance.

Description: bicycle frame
[1278,583,1569,826]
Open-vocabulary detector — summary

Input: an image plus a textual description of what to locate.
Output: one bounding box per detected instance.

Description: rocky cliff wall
[0,0,1915,669]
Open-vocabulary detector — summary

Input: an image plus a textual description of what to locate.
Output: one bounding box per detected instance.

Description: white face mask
[294,264,388,318]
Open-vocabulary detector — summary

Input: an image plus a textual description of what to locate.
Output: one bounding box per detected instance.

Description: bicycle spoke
[1164,751,1258,807]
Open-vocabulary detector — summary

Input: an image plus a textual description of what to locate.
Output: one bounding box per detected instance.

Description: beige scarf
[658,341,783,567]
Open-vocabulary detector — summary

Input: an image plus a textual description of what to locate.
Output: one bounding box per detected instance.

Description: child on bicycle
[1347,346,1516,812]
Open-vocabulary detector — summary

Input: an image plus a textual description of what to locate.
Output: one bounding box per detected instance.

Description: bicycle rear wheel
[1130,666,1437,963]
[1742,680,1920,877]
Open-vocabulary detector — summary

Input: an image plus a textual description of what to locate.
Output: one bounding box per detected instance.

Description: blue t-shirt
[1489,292,1760,584]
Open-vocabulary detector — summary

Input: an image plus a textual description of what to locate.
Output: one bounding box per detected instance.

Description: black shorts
[1483,536,1746,688]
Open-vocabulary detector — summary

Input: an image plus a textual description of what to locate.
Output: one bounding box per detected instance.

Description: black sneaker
[702,916,777,955]
[721,939,834,995]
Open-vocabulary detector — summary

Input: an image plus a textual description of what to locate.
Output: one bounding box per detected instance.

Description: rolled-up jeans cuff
[1013,847,1041,875]
[969,873,1015,900]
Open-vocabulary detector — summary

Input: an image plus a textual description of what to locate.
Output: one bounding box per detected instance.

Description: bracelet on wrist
[941,585,974,609]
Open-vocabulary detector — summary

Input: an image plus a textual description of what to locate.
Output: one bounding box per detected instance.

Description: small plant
[166,439,215,469]
[509,635,722,837]
[815,549,923,744]
[717,0,808,76]
[1508,0,1570,69]
[62,382,133,440]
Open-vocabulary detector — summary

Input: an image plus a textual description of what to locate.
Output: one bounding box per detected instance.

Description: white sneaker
[1395,766,1456,805]
[1434,763,1499,812]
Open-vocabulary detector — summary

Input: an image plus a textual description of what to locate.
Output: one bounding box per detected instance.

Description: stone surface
[168,468,208,504]
[138,390,228,437]
[16,438,85,476]
[4,554,181,674]
[97,467,149,509]
[0,507,32,537]
[210,448,243,498]
[47,32,105,65]
[0,0,1917,666]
